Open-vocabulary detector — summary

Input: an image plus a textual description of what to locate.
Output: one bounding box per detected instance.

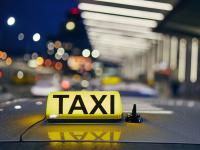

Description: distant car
[0,85,13,102]
[31,75,61,97]
[102,82,158,97]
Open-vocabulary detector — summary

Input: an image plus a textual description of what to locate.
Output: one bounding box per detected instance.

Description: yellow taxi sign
[46,91,122,122]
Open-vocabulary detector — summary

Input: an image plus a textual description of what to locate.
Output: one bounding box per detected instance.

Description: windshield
[1,0,200,148]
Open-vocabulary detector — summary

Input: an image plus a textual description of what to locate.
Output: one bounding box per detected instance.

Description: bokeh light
[82,49,90,57]
[36,57,44,66]
[91,49,100,58]
[55,62,63,71]
[7,17,15,26]
[33,33,41,42]
[18,33,25,41]
[66,21,75,31]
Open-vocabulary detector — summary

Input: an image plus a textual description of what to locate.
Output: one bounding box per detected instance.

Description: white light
[49,114,58,119]
[79,3,164,20]
[190,38,198,83]
[14,105,22,110]
[7,17,15,26]
[91,50,100,58]
[55,53,62,60]
[17,71,24,79]
[66,21,75,31]
[47,42,55,50]
[33,33,41,42]
[81,80,89,88]
[81,12,157,28]
[84,20,152,34]
[82,49,90,57]
[36,101,43,105]
[18,33,24,41]
[95,0,173,11]
[57,48,65,56]
[178,38,187,82]
[28,59,37,68]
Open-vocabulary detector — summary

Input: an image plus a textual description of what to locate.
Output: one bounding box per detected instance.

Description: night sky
[0,0,90,57]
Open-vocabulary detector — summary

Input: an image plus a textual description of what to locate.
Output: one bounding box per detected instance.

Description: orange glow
[55,41,62,49]
[5,57,12,65]
[61,80,71,90]
[45,59,52,67]
[55,62,63,71]
[2,52,7,60]
[0,51,3,58]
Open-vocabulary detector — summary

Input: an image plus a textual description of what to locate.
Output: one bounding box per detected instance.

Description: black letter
[110,95,115,114]
[68,95,88,114]
[90,95,107,114]
[53,95,69,114]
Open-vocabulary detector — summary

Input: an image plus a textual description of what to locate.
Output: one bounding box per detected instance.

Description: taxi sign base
[46,118,123,123]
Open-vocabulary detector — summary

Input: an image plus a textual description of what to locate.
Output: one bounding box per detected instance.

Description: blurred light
[79,3,164,20]
[32,52,38,59]
[24,54,31,61]
[54,41,62,49]
[82,49,90,57]
[49,114,58,119]
[28,59,37,68]
[2,52,7,60]
[5,57,12,65]
[17,71,24,79]
[178,38,187,82]
[18,33,24,41]
[7,17,15,26]
[55,53,62,60]
[47,49,54,55]
[36,101,43,105]
[62,53,69,61]
[170,36,178,70]
[84,20,152,34]
[0,108,3,112]
[70,7,80,15]
[14,105,22,110]
[0,51,3,58]
[61,80,71,90]
[190,38,198,83]
[57,48,65,56]
[47,41,55,50]
[66,21,75,31]
[44,59,52,67]
[81,12,157,28]
[55,62,63,71]
[36,57,44,66]
[81,80,89,88]
[95,0,173,11]
[91,50,100,58]
[33,33,41,42]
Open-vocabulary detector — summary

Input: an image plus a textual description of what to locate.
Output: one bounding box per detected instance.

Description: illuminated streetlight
[33,33,41,42]
[66,21,76,31]
[82,49,90,57]
[7,17,15,26]
[91,49,100,58]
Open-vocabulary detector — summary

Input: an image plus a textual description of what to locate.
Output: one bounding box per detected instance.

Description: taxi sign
[46,91,123,122]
